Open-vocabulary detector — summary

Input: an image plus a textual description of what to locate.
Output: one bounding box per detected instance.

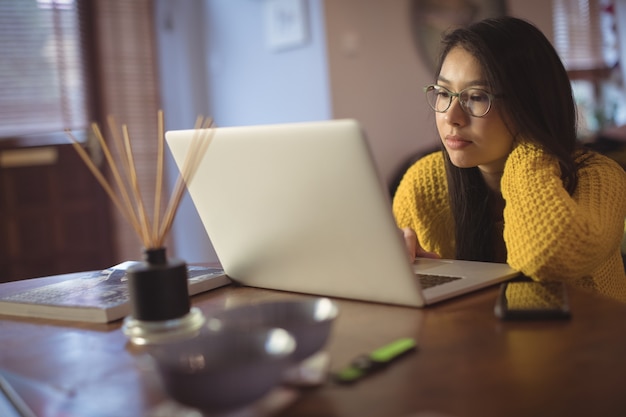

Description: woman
[393,16,626,302]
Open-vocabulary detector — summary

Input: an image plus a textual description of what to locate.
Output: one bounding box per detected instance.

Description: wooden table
[1,277,626,417]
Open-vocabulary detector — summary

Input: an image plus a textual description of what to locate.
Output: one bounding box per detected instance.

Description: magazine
[0,262,230,323]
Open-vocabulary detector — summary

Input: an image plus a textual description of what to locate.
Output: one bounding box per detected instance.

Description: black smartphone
[494,281,571,320]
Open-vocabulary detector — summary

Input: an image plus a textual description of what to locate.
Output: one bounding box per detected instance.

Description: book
[0,262,231,324]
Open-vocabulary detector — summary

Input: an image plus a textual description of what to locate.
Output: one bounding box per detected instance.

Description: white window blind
[0,0,88,138]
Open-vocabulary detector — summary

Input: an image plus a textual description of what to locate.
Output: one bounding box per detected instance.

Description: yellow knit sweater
[393,142,626,302]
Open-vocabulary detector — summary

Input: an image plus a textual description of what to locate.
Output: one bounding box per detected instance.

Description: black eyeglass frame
[423,84,500,118]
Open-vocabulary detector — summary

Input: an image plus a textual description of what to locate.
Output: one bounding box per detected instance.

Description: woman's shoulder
[577,149,626,183]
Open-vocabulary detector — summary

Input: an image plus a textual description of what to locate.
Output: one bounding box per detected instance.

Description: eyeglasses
[424,84,498,118]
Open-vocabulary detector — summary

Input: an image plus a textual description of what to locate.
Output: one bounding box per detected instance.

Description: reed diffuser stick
[90,122,147,244]
[153,110,165,244]
[104,116,147,242]
[157,118,215,246]
[66,113,215,249]
[122,124,151,244]
[66,132,144,241]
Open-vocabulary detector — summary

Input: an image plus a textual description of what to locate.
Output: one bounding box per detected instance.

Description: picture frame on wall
[264,0,309,52]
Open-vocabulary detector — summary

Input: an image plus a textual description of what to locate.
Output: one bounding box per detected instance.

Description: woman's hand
[401,227,441,260]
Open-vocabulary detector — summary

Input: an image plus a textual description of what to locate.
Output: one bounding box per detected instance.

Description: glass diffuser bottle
[122,247,206,345]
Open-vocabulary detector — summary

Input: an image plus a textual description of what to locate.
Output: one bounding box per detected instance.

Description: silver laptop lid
[166,119,425,306]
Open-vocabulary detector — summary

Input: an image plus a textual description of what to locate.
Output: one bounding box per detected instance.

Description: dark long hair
[435,17,581,261]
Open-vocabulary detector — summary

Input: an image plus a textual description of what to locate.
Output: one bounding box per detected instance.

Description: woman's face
[435,47,514,177]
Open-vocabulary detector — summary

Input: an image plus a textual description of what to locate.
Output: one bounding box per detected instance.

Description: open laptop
[165,119,519,307]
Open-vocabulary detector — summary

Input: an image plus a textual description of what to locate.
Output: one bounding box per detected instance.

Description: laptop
[165,119,519,307]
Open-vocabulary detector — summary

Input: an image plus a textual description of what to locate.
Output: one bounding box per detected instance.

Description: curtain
[91,0,164,262]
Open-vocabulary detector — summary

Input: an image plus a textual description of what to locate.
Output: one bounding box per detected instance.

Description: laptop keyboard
[416,274,462,289]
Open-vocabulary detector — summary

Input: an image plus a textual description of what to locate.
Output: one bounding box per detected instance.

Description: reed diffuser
[67,112,215,344]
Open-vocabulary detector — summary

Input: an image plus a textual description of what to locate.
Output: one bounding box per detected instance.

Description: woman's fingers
[401,227,418,260]
[401,227,441,260]
[415,247,442,259]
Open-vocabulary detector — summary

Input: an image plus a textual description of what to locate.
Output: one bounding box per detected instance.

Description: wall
[155,0,331,263]
[324,0,438,189]
[204,0,332,127]
[507,0,554,40]
[155,0,214,263]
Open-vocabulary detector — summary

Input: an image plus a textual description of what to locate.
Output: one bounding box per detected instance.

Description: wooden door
[0,141,114,282]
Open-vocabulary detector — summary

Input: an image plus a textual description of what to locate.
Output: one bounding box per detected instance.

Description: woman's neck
[489,190,505,222]
[479,168,504,193]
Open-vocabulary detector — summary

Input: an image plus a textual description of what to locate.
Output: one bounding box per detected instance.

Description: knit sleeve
[392,152,455,258]
[501,142,626,281]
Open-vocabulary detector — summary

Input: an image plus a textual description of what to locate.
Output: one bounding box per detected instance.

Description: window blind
[0,0,88,138]
[553,0,619,71]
